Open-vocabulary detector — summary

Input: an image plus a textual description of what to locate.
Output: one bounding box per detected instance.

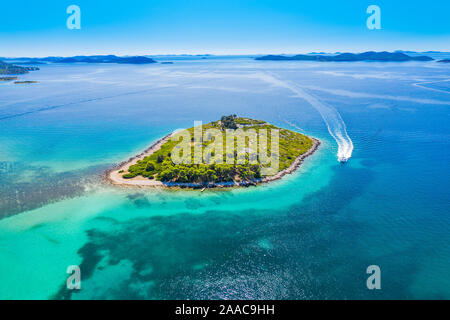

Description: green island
[14,81,39,84]
[0,76,18,81]
[109,115,319,188]
[0,60,39,75]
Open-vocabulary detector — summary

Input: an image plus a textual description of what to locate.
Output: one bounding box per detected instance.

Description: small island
[107,116,320,188]
[0,76,18,81]
[14,80,39,84]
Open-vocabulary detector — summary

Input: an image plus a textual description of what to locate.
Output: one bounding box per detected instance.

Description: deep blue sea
[0,56,449,299]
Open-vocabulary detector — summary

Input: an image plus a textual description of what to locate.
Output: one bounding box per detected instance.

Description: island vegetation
[113,115,318,187]
[0,76,18,81]
[14,81,39,84]
[0,60,39,75]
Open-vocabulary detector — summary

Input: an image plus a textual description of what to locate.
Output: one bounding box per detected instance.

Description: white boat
[338,156,348,163]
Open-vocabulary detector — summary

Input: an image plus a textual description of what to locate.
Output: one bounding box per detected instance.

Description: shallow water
[0,57,449,299]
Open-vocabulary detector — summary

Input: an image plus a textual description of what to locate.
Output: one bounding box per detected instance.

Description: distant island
[255,51,434,62]
[107,115,320,188]
[14,80,39,84]
[0,76,18,81]
[3,55,157,65]
[0,60,39,75]
[13,61,46,65]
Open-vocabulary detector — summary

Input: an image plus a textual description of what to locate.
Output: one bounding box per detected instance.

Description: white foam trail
[412,79,450,94]
[260,73,353,162]
[277,116,306,133]
[297,84,450,105]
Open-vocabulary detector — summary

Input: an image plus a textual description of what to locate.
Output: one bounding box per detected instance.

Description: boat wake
[412,79,450,95]
[260,73,353,162]
[277,115,306,133]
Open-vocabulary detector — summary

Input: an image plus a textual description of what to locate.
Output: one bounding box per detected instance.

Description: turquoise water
[0,58,449,299]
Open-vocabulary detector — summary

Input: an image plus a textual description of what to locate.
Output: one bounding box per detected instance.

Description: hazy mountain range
[2,52,449,75]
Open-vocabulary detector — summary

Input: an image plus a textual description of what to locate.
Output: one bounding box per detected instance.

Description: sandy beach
[107,134,173,187]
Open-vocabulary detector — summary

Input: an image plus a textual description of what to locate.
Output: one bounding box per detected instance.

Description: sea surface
[0,56,449,299]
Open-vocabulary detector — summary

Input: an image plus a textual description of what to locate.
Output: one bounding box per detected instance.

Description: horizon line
[2,50,449,59]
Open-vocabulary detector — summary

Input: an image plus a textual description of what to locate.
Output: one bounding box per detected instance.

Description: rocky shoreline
[261,138,320,184]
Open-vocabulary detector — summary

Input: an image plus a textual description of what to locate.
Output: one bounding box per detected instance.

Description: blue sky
[1,0,449,56]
